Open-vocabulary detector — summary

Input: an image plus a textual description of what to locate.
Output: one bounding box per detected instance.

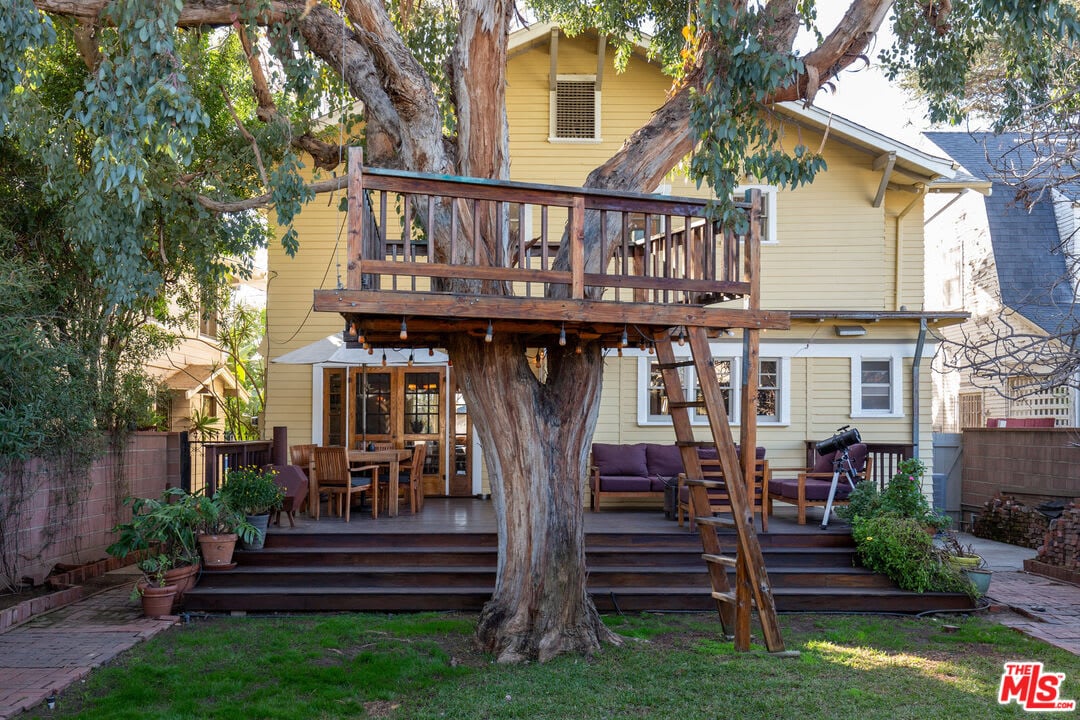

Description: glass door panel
[350,368,392,449]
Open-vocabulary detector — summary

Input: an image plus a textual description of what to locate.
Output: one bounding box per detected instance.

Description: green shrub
[219,466,284,515]
[852,515,971,594]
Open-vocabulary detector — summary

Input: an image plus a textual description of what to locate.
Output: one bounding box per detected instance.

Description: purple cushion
[697,447,719,461]
[593,443,649,478]
[649,476,668,492]
[645,444,685,478]
[599,475,654,492]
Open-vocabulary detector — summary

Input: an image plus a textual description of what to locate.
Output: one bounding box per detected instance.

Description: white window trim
[548,74,602,144]
[850,355,904,419]
[734,184,778,245]
[635,352,790,427]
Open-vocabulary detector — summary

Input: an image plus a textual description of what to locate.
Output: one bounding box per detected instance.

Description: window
[549,75,600,142]
[734,185,778,244]
[757,359,780,422]
[637,355,785,425]
[695,359,734,420]
[198,305,218,339]
[851,356,902,417]
[646,362,689,422]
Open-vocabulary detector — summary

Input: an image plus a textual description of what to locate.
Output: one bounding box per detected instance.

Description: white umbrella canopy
[273,334,448,365]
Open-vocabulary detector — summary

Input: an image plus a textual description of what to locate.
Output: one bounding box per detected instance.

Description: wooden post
[347,147,364,290]
[571,196,585,299]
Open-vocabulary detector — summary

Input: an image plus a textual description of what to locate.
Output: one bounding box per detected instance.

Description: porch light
[400,317,408,340]
[485,320,493,343]
[835,325,867,337]
[559,323,567,346]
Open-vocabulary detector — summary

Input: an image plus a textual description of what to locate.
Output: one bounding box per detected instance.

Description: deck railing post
[571,195,585,299]
[347,147,364,290]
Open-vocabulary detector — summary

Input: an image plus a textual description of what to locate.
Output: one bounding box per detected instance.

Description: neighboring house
[924,132,1080,430]
[263,25,975,497]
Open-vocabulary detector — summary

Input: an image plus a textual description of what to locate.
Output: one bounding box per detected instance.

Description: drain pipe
[912,318,927,460]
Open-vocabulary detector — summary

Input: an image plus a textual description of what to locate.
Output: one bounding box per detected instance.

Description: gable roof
[924,131,1077,335]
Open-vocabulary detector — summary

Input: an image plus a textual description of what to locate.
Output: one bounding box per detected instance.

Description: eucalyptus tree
[5,0,1078,662]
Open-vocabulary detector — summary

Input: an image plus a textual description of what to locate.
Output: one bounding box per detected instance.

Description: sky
[798,3,937,151]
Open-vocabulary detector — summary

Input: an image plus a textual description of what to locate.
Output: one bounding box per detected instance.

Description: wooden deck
[312,150,789,349]
[182,499,975,615]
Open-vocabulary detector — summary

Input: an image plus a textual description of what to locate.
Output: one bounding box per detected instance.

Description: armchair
[766,443,873,525]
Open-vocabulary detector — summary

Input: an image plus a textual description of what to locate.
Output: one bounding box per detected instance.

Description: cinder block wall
[13,432,176,585]
[962,428,1080,511]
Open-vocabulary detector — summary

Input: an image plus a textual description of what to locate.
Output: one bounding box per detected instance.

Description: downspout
[912,318,927,460]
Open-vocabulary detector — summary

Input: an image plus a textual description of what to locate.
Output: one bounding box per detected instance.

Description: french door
[322,366,446,496]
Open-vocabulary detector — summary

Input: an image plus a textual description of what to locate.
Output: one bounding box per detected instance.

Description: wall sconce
[835,325,867,337]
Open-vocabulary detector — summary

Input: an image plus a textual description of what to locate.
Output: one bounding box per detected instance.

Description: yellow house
[263,25,971,504]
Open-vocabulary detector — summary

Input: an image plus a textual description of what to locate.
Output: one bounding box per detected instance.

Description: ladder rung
[711,590,737,604]
[654,360,695,369]
[675,441,716,448]
[684,478,727,489]
[695,516,737,529]
[702,553,737,567]
[667,400,706,409]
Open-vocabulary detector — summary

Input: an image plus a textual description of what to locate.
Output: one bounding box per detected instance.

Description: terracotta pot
[138,582,179,618]
[163,563,200,607]
[199,533,238,567]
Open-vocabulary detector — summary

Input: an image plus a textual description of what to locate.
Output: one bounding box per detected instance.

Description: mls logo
[998,662,1076,712]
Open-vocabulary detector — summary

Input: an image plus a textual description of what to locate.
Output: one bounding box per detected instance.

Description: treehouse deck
[312,149,790,347]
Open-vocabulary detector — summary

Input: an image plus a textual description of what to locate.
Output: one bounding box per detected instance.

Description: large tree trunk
[447,333,620,662]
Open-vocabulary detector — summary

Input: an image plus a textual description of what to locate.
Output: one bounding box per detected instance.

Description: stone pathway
[988,570,1080,655]
[0,580,176,719]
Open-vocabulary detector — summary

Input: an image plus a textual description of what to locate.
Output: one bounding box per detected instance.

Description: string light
[558,323,567,347]
[619,325,628,348]
[381,350,388,367]
[677,328,686,346]
[428,347,434,357]
[484,320,493,343]
[648,343,655,355]
[367,345,374,355]
[575,343,583,355]
[407,351,414,367]
[399,317,408,341]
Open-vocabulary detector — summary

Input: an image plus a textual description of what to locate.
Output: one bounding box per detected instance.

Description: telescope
[815,425,861,456]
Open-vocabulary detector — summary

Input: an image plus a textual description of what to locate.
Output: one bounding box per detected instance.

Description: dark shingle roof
[924,132,1076,335]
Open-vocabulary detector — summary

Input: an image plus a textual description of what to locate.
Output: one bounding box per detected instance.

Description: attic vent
[551,77,599,141]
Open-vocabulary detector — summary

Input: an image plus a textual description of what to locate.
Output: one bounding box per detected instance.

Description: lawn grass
[24,612,1080,719]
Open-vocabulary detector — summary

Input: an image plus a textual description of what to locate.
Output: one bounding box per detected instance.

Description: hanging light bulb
[484,320,493,343]
[367,345,374,355]
[428,347,435,357]
[399,317,408,341]
[677,328,686,346]
[648,343,655,355]
[558,323,567,347]
[381,350,388,367]
[619,325,628,348]
[407,351,414,367]
[617,346,623,357]
[575,343,583,356]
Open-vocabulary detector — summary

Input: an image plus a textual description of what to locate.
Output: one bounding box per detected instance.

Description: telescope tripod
[820,447,861,529]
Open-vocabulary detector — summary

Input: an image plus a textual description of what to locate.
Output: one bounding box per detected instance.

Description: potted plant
[218,466,284,551]
[940,532,992,596]
[193,492,257,569]
[133,554,178,618]
[106,488,202,601]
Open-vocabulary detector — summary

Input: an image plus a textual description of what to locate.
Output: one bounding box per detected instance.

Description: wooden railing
[347,148,762,306]
[804,441,915,491]
[200,440,274,496]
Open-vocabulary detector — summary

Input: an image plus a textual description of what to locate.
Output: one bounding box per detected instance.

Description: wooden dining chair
[312,446,379,522]
[397,442,426,513]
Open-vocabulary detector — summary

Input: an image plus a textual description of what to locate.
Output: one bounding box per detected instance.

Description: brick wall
[962,428,1080,512]
[11,432,177,585]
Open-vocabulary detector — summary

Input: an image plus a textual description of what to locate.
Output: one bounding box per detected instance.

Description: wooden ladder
[652,325,786,653]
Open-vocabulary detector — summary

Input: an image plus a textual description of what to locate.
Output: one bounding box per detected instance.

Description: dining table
[347,448,412,517]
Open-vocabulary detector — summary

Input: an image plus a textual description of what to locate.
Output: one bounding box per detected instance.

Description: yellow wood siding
[265,30,937,484]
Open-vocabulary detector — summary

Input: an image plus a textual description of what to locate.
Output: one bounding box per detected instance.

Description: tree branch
[221,84,269,186]
[195,174,346,213]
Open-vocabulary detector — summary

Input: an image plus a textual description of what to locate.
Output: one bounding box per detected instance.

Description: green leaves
[0,0,55,126]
